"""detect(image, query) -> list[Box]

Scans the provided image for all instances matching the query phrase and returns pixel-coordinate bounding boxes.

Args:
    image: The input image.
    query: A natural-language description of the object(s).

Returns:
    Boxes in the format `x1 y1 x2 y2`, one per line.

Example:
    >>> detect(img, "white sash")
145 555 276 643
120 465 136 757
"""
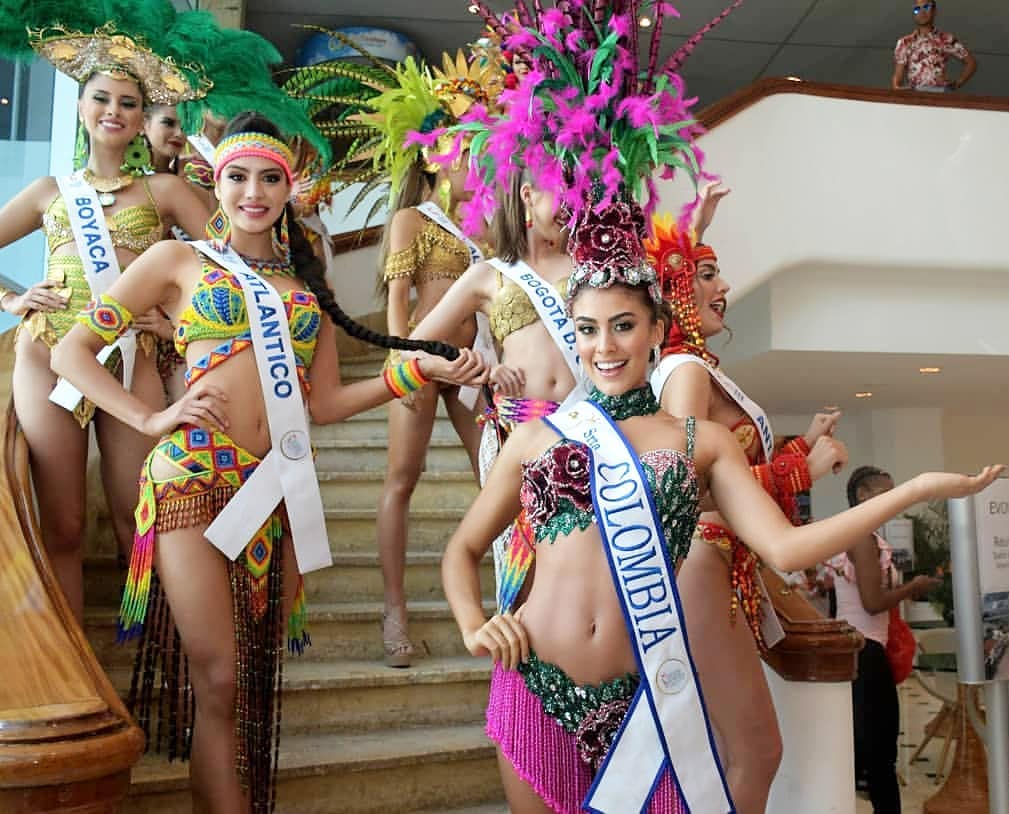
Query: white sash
49 172 137 411
651 354 787 650
415 201 495 409
547 402 733 814
651 354 773 462
186 134 216 166
192 241 331 575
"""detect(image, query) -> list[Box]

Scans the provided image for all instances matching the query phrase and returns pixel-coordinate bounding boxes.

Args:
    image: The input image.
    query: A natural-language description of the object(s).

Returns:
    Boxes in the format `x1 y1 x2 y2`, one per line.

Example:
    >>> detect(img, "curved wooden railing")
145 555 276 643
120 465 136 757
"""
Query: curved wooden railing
0 402 143 812
697 76 1009 130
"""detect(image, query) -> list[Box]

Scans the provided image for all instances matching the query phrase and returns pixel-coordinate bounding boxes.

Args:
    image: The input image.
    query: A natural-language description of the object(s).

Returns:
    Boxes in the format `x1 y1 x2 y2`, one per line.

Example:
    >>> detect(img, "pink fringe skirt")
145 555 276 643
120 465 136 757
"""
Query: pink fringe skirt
486 663 685 814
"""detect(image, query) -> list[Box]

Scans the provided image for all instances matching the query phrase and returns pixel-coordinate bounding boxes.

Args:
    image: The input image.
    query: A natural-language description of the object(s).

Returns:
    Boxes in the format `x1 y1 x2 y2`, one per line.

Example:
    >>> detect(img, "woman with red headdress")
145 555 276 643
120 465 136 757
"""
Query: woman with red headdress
646 187 849 812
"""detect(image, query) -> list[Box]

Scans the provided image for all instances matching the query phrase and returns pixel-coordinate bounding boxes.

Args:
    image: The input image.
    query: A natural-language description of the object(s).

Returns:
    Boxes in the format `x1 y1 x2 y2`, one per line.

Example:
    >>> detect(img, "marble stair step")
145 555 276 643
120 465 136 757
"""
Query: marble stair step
86 600 495 666
85 550 493 607
313 436 473 472
105 656 492 736
317 469 478 511
125 724 502 814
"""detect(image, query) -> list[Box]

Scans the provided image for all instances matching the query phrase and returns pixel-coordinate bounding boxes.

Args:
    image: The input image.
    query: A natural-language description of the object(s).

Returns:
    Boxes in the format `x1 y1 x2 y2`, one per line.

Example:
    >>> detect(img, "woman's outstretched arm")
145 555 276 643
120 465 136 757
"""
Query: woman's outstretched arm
702 420 1003 572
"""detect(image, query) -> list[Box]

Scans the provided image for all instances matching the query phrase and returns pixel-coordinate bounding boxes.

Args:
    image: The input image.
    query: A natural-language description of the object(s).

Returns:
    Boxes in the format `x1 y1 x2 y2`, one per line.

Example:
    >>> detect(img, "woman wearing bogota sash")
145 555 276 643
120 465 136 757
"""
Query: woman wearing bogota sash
0 11 213 621
409 170 575 611
52 113 485 813
442 196 1003 814
645 194 850 812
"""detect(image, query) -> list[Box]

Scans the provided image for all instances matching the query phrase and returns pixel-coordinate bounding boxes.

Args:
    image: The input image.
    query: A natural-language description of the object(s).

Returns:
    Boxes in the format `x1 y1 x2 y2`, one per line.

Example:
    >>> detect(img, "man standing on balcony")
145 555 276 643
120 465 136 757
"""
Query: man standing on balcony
892 1 976 92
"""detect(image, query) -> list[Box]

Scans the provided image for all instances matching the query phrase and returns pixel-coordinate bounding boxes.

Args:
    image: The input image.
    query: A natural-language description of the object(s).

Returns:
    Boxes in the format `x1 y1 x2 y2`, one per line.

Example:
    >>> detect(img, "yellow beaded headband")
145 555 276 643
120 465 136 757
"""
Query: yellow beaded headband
213 133 296 185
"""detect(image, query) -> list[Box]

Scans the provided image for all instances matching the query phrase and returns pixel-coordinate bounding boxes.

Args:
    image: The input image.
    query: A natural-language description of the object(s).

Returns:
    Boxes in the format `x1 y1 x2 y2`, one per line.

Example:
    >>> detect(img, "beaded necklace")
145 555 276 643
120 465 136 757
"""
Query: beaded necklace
586 383 659 420
237 252 296 279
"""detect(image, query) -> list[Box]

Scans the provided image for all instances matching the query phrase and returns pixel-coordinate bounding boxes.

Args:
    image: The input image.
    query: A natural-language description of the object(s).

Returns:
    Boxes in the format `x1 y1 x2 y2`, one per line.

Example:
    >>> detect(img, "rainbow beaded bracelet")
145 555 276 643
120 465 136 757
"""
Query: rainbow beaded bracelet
383 358 430 399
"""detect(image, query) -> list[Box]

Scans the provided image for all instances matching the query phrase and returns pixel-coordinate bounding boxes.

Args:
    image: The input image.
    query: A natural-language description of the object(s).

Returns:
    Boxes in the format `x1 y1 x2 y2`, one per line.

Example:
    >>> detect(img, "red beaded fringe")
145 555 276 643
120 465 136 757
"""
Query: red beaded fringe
729 537 766 652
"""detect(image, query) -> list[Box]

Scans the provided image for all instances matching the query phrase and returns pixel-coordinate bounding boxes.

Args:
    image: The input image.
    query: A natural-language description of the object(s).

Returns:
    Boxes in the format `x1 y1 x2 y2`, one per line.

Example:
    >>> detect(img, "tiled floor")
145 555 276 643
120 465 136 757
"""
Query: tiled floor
855 674 981 814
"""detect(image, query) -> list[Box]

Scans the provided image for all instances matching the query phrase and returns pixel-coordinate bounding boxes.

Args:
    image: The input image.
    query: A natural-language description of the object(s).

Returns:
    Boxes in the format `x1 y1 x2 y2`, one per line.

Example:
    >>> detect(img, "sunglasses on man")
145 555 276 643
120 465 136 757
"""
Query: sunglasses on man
913 3 935 13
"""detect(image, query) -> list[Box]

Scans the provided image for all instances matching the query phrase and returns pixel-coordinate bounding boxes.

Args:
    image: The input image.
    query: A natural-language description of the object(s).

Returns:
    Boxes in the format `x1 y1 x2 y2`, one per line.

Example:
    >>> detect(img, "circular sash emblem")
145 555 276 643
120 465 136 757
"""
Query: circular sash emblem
656 658 689 695
280 429 309 461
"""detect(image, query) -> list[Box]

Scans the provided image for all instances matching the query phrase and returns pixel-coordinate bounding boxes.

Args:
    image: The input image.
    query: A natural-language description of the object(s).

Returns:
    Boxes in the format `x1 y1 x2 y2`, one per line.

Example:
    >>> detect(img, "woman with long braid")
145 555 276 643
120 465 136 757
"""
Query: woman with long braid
52 112 484 813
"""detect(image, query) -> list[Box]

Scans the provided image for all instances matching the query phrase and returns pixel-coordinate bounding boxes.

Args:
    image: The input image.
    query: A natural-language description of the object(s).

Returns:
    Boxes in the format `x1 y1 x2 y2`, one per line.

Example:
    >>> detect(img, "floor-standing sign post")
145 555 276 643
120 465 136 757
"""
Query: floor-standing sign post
949 475 1009 814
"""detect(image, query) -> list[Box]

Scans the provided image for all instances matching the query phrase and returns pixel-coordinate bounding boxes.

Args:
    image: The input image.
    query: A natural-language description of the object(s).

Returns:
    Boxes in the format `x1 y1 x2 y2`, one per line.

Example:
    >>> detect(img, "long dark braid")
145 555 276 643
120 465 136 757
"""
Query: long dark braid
221 111 460 361
846 465 891 507
284 208 460 360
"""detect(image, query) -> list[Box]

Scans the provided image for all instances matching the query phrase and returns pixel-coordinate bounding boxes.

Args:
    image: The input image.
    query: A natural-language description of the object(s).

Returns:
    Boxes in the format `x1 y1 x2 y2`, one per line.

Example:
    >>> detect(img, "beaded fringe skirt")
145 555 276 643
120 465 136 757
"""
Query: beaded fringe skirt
120 425 308 813
486 662 684 814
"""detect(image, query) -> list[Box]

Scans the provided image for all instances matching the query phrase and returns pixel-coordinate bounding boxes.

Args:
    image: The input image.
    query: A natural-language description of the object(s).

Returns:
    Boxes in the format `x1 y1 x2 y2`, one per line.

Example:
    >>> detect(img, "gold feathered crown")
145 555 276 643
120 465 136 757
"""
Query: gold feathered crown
431 49 505 118
29 24 211 104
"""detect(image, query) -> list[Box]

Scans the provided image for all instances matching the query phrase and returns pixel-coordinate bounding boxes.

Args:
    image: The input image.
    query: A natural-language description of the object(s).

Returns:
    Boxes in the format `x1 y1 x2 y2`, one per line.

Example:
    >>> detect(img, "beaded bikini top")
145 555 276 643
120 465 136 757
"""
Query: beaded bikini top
176 255 322 388
488 272 570 343
520 390 699 566
42 181 163 256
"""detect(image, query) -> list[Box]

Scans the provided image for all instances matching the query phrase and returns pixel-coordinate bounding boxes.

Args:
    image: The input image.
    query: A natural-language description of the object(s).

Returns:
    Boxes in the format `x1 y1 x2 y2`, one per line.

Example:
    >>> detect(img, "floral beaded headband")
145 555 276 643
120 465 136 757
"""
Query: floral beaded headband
213 133 296 185
565 200 663 314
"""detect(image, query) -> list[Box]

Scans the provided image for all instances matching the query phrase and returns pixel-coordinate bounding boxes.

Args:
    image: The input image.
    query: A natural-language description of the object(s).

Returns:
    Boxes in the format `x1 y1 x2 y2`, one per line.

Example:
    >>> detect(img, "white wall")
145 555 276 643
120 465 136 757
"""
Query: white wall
655 93 1009 301
769 407 946 521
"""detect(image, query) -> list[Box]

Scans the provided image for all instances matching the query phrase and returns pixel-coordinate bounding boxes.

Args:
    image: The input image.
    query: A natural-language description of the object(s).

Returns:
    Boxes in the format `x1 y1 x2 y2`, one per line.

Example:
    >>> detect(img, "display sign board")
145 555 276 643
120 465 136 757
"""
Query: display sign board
973 478 1009 681
881 517 915 572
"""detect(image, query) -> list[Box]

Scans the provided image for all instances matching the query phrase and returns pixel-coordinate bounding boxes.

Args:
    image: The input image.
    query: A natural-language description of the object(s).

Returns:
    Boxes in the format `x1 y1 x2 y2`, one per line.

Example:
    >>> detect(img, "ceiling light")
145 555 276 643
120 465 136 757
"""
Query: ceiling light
855 392 873 399
919 366 941 374
638 15 652 27
823 405 840 411
468 4 479 12
0 97 8 105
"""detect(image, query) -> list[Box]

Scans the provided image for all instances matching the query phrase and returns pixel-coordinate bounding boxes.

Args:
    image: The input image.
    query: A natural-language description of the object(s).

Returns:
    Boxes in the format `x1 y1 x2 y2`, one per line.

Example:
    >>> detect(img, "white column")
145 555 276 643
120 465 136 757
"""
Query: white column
764 665 856 814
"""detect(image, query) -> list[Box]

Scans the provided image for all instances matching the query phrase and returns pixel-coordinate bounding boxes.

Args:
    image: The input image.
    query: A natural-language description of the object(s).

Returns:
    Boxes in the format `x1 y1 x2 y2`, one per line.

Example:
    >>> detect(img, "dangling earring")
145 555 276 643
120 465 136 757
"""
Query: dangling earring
206 206 231 244
73 121 88 171
648 344 661 376
272 207 292 266
121 133 153 177
524 207 533 229
438 177 452 214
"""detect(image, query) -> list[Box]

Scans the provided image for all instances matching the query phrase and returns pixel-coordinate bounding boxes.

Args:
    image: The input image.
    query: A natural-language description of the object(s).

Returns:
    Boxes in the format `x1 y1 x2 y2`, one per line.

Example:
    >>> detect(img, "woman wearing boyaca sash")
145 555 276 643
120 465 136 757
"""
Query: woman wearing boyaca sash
442 194 1003 814
287 45 504 666
646 192 850 812
52 112 485 812
0 0 215 621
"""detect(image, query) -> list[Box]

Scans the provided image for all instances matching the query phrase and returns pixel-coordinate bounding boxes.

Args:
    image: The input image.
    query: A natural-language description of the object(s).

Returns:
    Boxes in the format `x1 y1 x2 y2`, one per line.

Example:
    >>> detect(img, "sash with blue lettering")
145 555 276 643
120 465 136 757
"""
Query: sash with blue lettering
192 241 331 575
49 172 138 411
415 201 495 409
546 401 734 814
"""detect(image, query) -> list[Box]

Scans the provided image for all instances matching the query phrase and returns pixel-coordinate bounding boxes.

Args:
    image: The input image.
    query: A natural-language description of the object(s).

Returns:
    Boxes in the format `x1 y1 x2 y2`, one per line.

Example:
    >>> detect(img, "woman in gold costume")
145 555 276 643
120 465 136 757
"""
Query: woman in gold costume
0 16 212 621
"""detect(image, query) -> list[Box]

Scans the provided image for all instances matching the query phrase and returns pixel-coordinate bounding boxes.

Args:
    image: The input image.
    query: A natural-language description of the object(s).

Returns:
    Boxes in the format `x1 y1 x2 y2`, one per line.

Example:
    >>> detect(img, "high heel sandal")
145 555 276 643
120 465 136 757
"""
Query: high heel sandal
382 612 416 668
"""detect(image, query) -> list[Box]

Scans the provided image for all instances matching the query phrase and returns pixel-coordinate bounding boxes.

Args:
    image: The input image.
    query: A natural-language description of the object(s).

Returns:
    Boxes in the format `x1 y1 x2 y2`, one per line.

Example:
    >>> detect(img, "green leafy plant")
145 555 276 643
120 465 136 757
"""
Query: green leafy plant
908 500 954 625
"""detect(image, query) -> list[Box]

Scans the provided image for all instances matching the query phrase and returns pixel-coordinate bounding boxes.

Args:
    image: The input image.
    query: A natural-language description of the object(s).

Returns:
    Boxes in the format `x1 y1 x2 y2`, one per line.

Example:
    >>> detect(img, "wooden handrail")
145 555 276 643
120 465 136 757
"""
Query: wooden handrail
0 401 143 810
762 566 864 683
697 76 1009 131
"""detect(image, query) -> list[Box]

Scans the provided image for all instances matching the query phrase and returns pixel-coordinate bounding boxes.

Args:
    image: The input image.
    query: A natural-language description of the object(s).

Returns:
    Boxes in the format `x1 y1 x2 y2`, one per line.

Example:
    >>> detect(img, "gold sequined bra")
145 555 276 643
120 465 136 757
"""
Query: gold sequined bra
382 217 471 287
26 181 164 349
488 272 570 343
42 179 163 255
